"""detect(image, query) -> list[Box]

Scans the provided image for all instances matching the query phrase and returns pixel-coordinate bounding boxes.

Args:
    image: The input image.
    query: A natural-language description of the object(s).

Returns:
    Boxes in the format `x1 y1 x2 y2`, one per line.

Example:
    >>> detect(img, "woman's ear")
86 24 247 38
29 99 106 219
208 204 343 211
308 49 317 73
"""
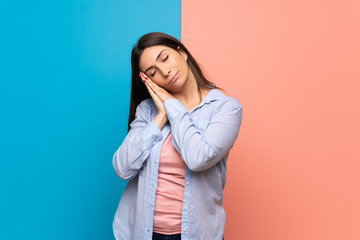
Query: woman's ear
177 46 188 61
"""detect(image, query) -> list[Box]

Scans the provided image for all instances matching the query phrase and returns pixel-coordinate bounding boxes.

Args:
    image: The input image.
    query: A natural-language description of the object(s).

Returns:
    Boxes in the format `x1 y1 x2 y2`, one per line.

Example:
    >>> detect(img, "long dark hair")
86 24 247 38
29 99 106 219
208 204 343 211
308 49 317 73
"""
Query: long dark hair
128 32 220 131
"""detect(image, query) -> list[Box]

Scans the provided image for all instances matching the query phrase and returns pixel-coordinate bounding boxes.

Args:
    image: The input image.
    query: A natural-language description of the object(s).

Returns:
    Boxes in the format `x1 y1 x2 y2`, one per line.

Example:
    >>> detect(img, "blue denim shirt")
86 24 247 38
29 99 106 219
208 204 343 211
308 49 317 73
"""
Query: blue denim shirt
112 89 243 240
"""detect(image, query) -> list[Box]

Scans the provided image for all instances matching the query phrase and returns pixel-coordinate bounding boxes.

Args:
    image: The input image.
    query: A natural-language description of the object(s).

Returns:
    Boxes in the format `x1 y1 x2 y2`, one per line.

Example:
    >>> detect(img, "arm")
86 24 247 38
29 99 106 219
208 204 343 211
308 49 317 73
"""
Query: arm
112 101 163 180
164 98 243 171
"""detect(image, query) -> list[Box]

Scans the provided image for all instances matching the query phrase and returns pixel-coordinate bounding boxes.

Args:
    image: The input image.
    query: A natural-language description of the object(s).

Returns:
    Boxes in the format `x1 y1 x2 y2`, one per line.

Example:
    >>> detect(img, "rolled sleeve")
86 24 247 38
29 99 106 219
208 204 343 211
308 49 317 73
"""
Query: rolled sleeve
112 100 163 180
164 98 188 122
164 97 243 171
139 119 163 149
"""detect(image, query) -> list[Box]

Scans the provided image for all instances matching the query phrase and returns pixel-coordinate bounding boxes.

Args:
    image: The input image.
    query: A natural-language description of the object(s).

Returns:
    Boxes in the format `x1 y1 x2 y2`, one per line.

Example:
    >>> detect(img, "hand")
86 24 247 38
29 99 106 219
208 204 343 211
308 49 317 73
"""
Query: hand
139 71 164 114
139 72 175 103
139 71 169 129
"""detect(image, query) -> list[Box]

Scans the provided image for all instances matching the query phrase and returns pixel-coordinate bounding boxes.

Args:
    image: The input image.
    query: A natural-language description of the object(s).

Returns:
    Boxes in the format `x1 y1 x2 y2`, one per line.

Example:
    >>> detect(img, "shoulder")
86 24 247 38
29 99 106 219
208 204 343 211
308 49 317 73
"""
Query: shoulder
211 89 242 110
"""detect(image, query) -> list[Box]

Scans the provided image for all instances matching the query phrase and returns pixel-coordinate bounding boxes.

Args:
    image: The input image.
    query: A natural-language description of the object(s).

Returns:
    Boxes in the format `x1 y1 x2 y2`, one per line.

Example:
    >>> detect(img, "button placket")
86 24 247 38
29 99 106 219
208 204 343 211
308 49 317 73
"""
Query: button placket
181 167 191 239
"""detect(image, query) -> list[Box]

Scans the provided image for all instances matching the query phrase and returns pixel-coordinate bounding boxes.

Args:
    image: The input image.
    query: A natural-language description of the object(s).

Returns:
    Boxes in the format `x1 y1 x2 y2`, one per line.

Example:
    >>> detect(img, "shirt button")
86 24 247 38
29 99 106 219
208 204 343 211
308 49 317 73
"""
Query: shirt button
183 205 187 209
153 141 156 145
186 181 189 185
183 228 186 232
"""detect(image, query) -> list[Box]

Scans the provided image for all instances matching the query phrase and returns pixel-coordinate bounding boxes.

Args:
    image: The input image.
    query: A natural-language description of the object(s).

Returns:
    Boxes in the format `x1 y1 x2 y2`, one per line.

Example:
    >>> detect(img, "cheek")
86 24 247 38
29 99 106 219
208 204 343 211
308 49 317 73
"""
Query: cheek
177 58 188 72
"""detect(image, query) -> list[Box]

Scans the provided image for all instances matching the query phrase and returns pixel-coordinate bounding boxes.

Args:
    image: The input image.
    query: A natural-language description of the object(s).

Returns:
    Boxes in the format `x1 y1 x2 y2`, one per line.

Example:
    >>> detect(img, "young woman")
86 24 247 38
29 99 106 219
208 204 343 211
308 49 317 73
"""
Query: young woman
112 32 243 240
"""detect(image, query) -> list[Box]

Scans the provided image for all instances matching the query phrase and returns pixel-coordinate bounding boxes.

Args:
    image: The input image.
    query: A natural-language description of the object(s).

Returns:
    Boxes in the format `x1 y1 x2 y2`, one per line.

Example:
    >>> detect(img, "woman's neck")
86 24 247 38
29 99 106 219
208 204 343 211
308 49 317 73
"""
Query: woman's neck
172 70 210 110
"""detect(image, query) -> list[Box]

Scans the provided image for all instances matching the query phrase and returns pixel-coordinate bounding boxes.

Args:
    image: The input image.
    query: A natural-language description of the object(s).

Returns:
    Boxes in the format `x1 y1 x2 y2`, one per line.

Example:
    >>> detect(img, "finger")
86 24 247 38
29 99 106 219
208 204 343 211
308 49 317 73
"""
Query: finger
143 77 154 92
141 76 163 97
141 74 159 95
147 80 171 99
138 72 147 84
140 72 173 102
144 80 154 94
146 78 164 94
144 80 159 101
139 71 150 82
139 72 154 85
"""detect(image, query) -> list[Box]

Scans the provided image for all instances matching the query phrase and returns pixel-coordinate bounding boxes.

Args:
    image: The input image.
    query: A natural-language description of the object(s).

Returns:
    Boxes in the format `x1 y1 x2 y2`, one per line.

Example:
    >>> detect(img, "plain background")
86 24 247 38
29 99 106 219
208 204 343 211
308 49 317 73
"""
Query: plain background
0 0 180 239
1 0 359 239
181 0 360 239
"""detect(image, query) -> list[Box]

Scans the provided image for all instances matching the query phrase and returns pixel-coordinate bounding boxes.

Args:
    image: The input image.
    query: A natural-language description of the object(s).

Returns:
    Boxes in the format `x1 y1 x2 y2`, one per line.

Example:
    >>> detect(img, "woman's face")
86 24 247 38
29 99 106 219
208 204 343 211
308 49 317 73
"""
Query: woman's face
139 45 189 92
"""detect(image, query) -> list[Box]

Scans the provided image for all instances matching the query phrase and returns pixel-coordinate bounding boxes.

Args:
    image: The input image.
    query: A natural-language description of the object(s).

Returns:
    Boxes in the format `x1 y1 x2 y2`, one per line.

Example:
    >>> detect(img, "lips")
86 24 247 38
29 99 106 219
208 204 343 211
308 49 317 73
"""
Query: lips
169 71 179 85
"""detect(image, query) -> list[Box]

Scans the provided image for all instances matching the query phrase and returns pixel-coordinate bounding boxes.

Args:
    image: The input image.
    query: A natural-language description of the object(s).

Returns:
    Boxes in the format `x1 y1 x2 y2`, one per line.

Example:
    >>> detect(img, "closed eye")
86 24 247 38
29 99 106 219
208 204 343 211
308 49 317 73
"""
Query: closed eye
150 55 168 76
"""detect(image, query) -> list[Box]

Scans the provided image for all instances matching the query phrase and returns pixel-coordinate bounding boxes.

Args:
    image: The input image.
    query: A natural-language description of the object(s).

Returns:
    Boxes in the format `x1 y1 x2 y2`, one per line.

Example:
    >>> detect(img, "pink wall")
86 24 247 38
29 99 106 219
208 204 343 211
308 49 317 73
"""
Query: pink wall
181 1 360 239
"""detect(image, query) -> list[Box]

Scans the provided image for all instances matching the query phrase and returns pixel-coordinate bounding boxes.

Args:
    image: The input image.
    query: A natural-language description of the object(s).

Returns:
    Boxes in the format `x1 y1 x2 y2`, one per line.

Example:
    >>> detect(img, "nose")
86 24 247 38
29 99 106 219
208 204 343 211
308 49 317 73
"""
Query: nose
159 67 171 78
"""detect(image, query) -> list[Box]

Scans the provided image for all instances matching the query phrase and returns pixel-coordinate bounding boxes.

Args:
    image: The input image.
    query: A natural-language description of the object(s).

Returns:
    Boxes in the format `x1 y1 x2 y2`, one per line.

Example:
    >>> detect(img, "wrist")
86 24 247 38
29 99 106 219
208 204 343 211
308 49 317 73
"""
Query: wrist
157 110 167 118
154 112 168 130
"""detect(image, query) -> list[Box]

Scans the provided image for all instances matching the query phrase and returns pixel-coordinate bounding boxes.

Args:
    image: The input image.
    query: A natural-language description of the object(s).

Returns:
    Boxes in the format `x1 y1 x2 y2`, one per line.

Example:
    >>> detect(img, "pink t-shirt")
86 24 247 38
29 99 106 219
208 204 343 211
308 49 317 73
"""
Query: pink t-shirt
153 132 185 234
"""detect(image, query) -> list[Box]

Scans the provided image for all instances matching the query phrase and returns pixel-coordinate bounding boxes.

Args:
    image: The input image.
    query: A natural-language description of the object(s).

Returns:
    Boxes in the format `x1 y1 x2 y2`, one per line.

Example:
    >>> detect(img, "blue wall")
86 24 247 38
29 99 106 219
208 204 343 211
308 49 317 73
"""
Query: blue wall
0 1 180 239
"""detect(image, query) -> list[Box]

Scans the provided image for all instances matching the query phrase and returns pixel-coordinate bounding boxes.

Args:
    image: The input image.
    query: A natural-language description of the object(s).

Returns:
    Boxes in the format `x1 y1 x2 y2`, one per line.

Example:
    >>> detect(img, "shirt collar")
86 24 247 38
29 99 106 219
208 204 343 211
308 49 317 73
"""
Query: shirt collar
197 88 224 109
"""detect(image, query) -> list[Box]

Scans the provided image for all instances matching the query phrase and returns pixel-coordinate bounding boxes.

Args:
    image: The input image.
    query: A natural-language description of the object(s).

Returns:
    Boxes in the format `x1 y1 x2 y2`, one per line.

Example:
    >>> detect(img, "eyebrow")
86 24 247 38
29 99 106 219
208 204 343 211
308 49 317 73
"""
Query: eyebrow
144 49 166 74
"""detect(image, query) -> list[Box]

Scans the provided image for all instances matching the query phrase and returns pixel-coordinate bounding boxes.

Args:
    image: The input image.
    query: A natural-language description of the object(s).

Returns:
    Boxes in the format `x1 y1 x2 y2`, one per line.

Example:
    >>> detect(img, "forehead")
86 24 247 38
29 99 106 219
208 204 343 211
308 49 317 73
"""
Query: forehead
139 45 172 69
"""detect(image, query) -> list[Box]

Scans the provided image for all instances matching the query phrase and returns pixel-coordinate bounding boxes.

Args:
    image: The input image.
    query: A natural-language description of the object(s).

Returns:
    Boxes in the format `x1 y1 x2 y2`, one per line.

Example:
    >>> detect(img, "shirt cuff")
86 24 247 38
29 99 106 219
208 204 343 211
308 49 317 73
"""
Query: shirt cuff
164 98 188 122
